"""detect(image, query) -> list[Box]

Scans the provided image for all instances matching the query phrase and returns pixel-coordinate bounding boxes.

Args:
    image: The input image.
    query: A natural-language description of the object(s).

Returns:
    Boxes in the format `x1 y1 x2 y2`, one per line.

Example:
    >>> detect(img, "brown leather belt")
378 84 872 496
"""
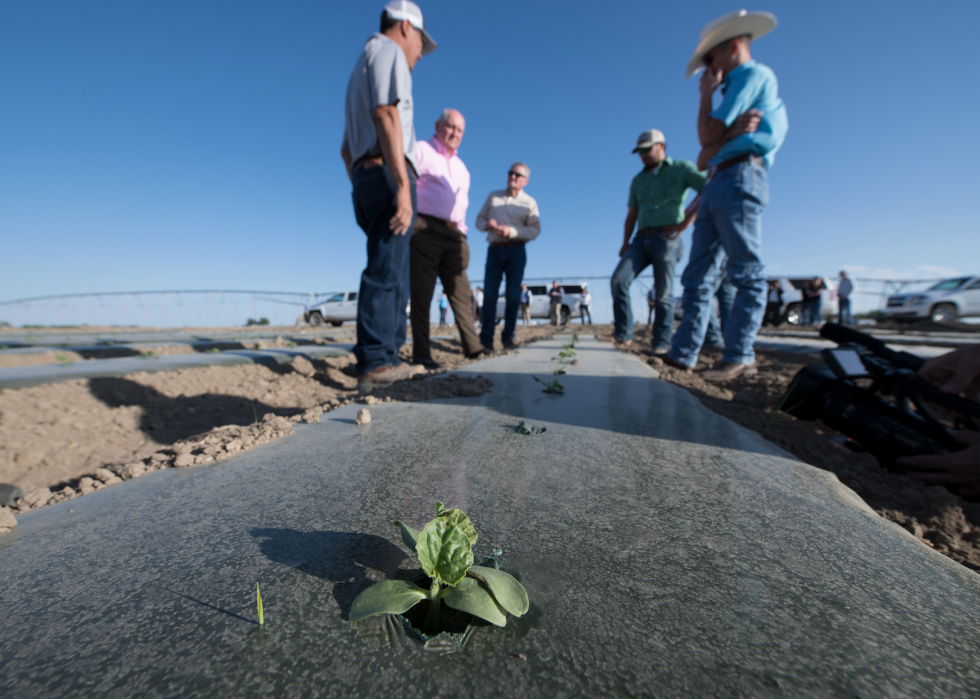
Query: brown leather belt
351 154 418 177
351 154 384 171
716 153 764 172
490 239 523 247
637 226 669 235
418 213 458 230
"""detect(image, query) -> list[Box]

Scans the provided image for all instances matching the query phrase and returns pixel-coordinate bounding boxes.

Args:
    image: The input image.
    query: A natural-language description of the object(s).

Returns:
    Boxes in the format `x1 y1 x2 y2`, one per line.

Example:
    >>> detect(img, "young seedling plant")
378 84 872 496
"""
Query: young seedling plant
553 347 577 363
533 375 565 394
349 502 528 634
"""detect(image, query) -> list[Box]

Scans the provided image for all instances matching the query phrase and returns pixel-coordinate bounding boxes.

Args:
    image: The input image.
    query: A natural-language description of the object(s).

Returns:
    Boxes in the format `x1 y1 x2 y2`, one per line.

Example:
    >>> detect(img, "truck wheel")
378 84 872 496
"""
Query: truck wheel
784 303 802 326
308 312 324 327
560 306 570 325
330 320 343 327
931 303 957 323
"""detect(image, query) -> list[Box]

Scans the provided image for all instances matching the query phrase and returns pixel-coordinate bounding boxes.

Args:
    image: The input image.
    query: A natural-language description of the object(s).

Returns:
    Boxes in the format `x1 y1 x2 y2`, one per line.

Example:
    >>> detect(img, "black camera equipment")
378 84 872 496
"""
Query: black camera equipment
779 323 980 469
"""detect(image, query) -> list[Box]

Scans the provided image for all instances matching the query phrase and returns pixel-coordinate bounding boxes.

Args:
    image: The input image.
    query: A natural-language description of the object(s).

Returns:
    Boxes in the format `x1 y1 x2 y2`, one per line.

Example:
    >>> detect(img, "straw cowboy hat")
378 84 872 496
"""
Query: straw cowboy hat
686 10 777 78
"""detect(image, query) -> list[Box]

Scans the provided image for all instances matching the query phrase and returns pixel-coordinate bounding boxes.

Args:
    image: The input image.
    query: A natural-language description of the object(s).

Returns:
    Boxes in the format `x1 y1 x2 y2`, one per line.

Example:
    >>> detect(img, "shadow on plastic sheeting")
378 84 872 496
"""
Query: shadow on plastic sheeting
250 528 408 620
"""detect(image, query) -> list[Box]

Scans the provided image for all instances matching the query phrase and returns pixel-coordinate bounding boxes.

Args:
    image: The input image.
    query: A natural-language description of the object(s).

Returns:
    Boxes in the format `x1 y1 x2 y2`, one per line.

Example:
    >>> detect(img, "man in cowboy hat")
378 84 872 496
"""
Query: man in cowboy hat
341 1 438 387
665 9 788 381
610 129 705 354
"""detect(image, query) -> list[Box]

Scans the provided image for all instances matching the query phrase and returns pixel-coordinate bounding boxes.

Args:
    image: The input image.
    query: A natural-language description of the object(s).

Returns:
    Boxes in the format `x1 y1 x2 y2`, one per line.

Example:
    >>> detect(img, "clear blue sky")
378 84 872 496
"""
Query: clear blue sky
2 0 978 324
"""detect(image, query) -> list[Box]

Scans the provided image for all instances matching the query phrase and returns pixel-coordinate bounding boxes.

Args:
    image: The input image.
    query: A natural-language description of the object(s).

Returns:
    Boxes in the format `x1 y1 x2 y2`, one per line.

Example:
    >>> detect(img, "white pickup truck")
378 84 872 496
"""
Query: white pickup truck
304 291 358 327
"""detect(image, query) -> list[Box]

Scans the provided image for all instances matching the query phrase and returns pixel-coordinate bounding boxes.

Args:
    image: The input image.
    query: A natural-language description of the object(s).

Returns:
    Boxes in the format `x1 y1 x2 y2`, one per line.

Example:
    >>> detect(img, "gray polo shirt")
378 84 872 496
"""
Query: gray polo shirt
342 33 417 174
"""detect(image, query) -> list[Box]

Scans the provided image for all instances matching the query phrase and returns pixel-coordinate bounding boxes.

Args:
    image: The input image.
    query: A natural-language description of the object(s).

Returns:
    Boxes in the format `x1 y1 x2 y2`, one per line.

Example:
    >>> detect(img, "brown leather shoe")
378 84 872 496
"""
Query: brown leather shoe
661 354 694 372
357 362 423 389
701 361 758 382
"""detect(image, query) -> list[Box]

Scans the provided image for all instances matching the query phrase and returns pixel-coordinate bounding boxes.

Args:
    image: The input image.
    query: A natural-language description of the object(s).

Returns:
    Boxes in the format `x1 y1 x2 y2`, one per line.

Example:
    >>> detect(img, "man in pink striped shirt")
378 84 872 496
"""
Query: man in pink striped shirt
409 108 484 369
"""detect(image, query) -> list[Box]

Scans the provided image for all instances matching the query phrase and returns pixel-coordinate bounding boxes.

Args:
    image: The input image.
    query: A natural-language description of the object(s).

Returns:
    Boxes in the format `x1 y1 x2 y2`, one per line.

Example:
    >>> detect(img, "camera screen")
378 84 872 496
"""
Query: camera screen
827 349 868 378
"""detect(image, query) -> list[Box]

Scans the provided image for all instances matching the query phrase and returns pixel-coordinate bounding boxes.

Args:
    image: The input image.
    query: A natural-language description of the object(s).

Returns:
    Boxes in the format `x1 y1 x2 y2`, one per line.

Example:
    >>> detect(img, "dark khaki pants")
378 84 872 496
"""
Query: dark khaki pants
410 216 481 360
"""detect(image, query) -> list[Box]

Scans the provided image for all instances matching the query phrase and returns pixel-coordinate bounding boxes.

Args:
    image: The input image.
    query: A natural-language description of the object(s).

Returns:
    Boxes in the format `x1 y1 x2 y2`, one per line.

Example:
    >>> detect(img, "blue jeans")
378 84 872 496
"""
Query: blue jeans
350 164 416 374
611 232 683 350
803 298 821 326
480 243 526 347
668 160 769 367
838 297 851 325
705 267 736 349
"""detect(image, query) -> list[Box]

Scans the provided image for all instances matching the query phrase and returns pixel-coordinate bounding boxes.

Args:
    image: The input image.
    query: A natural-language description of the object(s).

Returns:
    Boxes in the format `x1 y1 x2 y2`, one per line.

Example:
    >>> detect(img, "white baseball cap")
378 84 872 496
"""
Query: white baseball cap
632 129 665 153
383 0 438 56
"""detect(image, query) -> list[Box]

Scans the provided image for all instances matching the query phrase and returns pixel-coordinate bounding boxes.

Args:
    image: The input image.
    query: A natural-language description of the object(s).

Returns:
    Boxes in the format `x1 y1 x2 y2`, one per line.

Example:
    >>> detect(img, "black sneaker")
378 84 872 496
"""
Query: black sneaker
502 340 519 351
411 356 441 370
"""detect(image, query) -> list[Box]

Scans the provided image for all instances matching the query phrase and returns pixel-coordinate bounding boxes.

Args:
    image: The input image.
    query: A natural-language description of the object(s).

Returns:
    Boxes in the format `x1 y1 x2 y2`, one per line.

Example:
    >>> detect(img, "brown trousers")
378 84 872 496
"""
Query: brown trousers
410 215 481 360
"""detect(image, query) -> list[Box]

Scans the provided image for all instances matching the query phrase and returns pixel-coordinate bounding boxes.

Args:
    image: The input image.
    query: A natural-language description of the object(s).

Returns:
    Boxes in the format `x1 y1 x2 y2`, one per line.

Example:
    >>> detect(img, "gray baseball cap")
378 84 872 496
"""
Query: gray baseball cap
632 129 665 153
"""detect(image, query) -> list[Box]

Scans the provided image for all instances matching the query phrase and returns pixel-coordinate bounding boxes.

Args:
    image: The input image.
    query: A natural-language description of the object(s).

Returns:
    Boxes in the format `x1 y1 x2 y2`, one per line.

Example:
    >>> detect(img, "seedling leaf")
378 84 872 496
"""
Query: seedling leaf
515 420 546 435
349 580 429 622
416 517 473 587
394 520 421 552
256 582 264 625
466 565 529 616
441 577 507 627
435 502 478 547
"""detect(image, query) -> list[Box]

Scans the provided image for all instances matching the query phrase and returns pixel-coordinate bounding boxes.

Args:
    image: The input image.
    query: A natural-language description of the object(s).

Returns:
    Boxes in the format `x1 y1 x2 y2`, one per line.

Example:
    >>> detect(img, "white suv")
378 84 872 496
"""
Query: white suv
491 284 587 325
880 276 980 323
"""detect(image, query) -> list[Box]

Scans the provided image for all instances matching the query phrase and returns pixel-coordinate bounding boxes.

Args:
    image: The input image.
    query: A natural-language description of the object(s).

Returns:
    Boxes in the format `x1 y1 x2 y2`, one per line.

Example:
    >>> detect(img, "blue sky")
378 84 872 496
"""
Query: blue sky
1 0 978 325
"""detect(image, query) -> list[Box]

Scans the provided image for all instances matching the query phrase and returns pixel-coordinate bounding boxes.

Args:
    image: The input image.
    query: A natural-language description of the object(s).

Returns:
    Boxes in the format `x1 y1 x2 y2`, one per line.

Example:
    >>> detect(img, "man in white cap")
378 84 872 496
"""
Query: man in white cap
665 9 788 381
610 129 705 355
341 1 437 387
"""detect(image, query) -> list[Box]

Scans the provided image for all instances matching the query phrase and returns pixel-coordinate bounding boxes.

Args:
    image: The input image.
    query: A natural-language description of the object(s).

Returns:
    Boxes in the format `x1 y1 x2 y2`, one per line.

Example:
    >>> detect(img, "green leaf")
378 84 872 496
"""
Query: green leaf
394 520 421 552
349 580 429 622
416 517 473 587
441 577 507 627
466 566 529 617
435 503 478 547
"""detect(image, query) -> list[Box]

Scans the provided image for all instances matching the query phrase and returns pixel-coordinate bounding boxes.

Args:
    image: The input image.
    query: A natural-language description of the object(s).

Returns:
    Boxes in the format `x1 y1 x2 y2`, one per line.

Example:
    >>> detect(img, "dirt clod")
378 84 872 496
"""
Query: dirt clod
0 506 17 532
355 409 372 425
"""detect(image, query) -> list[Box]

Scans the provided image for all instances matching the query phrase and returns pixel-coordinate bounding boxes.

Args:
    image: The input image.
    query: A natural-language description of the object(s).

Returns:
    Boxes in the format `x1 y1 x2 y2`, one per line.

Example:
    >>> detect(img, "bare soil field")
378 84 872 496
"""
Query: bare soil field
593 323 980 572
0 326 555 519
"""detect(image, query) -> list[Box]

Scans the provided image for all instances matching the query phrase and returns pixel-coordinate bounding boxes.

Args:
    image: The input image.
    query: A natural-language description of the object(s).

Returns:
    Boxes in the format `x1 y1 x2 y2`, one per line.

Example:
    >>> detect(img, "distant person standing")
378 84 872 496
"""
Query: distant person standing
548 281 564 325
341 0 438 387
805 277 825 327
474 286 483 325
438 292 448 325
611 129 705 353
520 284 533 325
579 283 593 325
666 10 788 381
764 280 783 327
476 163 541 350
410 108 484 369
837 271 854 325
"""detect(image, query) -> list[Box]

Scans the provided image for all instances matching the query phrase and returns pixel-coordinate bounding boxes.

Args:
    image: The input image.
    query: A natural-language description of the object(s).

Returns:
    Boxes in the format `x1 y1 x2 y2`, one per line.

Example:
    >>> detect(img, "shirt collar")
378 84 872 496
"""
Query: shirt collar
429 136 456 158
723 59 756 88
643 156 673 172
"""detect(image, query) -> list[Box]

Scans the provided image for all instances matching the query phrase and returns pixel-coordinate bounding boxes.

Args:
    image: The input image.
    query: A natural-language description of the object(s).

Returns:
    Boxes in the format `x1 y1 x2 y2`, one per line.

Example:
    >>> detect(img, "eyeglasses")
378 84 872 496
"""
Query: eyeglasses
507 171 526 179
637 146 653 154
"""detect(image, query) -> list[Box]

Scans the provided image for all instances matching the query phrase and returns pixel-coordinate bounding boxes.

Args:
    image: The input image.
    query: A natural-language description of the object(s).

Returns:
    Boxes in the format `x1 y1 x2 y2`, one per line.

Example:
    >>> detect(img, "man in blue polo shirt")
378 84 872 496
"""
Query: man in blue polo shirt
666 10 788 381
